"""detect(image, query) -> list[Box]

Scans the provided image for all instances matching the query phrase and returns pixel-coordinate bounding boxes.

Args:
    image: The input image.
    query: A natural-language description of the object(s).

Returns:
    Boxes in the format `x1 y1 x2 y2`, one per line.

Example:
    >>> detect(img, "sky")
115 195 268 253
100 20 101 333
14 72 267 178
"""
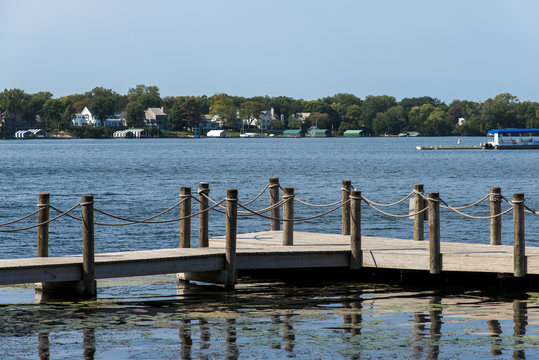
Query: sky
1 0 538 103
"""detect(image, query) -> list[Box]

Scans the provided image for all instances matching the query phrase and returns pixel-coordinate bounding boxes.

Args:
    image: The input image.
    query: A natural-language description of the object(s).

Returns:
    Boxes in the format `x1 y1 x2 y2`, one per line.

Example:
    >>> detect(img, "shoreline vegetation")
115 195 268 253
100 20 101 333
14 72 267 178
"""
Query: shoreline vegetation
1 85 538 139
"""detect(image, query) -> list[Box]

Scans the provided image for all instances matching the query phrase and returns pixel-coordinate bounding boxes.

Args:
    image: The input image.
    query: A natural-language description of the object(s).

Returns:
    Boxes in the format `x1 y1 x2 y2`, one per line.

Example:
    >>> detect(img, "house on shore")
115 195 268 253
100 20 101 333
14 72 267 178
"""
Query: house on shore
145 107 168 130
72 107 126 127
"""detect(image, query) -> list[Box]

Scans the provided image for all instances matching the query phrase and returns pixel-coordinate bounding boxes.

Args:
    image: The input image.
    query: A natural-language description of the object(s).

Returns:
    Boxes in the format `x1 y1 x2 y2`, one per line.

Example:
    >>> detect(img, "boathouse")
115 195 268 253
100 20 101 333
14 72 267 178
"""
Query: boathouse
113 129 147 138
14 129 48 139
343 130 365 137
206 130 229 138
283 129 305 137
308 128 331 137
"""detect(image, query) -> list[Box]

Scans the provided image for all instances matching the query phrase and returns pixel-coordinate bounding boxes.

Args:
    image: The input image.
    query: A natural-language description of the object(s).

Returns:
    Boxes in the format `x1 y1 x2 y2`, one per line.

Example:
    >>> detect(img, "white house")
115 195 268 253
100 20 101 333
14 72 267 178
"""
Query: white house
72 106 96 126
72 107 126 127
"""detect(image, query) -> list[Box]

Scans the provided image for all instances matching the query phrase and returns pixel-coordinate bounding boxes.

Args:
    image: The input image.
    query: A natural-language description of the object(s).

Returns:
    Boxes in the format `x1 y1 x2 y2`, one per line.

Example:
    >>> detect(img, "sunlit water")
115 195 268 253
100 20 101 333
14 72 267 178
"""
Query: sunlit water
1 137 538 358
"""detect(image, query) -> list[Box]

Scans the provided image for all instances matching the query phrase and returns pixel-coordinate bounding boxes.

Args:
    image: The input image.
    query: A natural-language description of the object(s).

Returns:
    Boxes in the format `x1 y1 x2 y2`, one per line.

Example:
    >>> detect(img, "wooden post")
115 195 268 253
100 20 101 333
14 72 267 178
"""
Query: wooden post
490 187 502 245
225 189 238 289
269 177 280 231
81 194 96 298
198 182 210 247
413 184 424 241
350 190 362 269
428 192 441 275
37 192 50 257
180 186 191 248
283 187 294 246
342 180 351 235
513 193 526 277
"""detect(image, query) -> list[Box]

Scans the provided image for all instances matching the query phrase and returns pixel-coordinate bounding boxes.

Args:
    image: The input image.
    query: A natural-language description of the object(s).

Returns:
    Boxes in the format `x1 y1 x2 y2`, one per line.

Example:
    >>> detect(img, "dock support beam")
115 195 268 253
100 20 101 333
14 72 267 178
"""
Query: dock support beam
225 189 238 289
180 186 191 248
342 180 351 235
490 187 502 245
413 184 425 241
428 192 441 275
269 177 280 231
81 194 96 298
198 183 210 247
513 193 526 277
37 192 50 257
283 188 294 246
350 190 362 269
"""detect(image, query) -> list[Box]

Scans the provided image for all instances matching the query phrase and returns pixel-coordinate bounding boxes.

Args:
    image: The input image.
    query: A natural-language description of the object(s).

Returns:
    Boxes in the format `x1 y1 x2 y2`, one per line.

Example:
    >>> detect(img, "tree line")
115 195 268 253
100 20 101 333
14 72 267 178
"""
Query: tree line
1 85 538 136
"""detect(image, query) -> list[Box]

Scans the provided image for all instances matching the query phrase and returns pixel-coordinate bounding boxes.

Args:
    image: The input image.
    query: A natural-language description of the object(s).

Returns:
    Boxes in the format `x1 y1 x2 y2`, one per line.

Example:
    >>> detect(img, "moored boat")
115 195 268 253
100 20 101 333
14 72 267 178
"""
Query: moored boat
484 128 539 149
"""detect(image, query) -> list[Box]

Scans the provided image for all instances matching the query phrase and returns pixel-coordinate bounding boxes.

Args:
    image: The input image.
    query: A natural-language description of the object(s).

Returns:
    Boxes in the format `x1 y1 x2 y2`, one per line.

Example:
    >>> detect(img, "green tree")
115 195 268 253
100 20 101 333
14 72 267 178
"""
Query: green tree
127 85 160 103
361 95 397 130
210 94 238 129
239 101 265 127
372 106 406 135
125 102 146 127
42 99 64 129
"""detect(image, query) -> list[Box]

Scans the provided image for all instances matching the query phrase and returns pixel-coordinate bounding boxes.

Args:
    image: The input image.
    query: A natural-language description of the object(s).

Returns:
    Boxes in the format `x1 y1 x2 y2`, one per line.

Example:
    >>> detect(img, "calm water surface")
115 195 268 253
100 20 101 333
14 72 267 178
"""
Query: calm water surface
1 137 538 358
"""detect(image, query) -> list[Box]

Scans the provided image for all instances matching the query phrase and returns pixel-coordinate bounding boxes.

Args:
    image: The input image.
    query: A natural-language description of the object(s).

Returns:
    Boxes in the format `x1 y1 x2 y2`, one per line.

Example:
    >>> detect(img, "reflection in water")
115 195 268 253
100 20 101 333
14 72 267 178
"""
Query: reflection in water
226 318 238 360
427 296 443 360
283 312 295 356
513 300 528 360
38 332 49 360
487 319 502 356
5 284 539 359
179 319 192 360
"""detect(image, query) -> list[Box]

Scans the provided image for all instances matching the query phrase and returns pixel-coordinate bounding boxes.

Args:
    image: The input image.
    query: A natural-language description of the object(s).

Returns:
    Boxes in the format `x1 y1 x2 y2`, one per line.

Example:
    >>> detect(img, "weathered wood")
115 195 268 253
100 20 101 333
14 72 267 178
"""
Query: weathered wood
37 192 50 257
269 177 280 231
198 182 210 247
428 192 441 274
413 184 424 241
342 180 351 235
490 187 502 245
513 193 526 277
225 189 238 289
350 190 362 269
81 194 96 297
180 186 191 248
283 187 294 246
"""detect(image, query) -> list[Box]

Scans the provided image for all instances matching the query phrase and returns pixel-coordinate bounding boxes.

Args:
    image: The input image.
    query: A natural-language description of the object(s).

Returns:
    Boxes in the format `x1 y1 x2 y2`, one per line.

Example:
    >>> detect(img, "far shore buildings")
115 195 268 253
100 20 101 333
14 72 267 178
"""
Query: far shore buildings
72 106 126 127
144 107 168 131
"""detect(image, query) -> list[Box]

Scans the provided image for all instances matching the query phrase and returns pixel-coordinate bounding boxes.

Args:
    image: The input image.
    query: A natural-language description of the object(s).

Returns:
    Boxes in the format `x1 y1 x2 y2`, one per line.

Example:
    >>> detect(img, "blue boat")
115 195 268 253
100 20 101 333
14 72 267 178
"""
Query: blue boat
485 128 539 149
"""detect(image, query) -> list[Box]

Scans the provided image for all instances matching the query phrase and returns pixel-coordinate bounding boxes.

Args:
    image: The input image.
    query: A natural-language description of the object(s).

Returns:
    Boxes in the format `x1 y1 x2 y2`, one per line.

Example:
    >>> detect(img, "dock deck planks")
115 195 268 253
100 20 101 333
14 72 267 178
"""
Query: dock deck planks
1 231 538 286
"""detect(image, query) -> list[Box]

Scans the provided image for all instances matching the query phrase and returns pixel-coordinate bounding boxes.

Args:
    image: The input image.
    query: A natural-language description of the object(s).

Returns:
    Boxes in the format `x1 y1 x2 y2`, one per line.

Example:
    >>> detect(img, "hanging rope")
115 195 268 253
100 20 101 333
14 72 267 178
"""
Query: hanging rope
439 198 513 220
0 202 81 233
0 208 42 227
239 183 270 206
439 193 492 210
364 200 429 218
294 197 343 208
94 199 184 223
361 191 415 207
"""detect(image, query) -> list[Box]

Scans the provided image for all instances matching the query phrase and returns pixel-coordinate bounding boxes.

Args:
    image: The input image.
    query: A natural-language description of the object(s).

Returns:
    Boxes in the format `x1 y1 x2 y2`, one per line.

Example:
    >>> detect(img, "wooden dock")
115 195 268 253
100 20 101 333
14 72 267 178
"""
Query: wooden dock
1 179 537 301
2 231 539 288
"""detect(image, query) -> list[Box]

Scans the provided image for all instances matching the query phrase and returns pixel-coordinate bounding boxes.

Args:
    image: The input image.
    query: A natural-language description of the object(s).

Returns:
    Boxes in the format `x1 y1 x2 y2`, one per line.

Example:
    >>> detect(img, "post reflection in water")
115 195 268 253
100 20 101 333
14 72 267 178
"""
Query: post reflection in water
412 313 426 357
487 319 502 356
83 327 96 360
270 315 282 349
282 312 295 355
225 318 238 360
513 300 528 360
341 294 362 360
179 319 192 360
38 332 49 360
427 296 443 360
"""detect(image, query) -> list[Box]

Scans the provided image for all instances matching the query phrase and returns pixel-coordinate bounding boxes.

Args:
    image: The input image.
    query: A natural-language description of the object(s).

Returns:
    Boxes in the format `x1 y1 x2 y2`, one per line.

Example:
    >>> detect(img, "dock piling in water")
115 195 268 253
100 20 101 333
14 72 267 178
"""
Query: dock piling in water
37 192 50 257
413 184 425 241
269 177 280 231
342 180 351 235
428 193 441 275
225 189 238 289
81 194 96 298
283 188 294 246
180 186 191 248
513 193 526 277
350 190 362 269
490 187 502 245
198 182 210 247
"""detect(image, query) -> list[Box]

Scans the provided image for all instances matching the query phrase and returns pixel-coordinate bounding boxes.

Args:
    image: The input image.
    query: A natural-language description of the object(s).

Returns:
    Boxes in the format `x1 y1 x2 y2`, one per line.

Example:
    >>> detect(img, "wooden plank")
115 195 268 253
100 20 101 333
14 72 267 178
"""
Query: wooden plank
0 264 82 285
237 251 349 269
362 250 430 270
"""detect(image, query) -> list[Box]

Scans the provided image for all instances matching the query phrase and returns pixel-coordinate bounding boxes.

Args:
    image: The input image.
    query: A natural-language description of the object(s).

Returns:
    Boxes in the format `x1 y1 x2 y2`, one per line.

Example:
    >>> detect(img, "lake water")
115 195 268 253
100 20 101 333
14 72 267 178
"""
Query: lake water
1 137 539 358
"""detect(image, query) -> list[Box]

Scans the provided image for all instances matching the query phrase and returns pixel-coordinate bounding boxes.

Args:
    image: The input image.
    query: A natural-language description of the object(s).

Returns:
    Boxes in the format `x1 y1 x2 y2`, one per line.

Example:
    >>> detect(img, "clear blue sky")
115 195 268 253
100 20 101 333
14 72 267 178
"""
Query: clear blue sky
1 0 538 103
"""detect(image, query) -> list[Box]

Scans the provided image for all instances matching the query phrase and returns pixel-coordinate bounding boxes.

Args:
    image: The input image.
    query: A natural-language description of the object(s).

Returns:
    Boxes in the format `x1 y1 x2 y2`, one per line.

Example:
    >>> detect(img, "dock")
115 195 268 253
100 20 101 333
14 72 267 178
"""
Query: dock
416 145 484 150
1 179 538 301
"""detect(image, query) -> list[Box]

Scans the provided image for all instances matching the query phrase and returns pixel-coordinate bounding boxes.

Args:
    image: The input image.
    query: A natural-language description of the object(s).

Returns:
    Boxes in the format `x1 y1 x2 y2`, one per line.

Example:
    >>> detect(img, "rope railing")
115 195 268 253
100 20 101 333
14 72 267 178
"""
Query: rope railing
362 191 415 208
364 199 429 218
0 208 42 227
0 202 81 233
294 197 343 208
239 183 270 207
236 198 349 223
439 197 514 220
